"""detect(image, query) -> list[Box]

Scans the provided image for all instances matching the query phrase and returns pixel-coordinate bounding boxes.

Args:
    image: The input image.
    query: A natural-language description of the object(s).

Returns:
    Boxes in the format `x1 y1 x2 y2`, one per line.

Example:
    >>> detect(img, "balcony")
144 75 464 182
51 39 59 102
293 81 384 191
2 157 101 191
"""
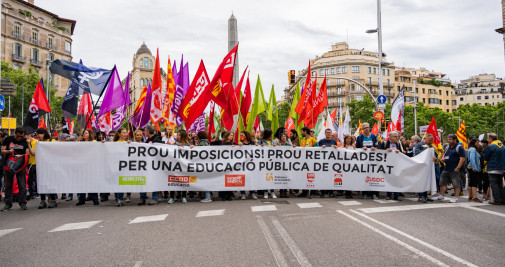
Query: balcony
30 59 43 67
12 54 27 63
11 31 26 41
30 38 43 47
46 44 58 51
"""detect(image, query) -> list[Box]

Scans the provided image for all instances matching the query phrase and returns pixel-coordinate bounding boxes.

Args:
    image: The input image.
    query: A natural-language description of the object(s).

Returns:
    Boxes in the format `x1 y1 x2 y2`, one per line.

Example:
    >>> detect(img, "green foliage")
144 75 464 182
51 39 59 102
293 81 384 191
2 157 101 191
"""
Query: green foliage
277 102 290 129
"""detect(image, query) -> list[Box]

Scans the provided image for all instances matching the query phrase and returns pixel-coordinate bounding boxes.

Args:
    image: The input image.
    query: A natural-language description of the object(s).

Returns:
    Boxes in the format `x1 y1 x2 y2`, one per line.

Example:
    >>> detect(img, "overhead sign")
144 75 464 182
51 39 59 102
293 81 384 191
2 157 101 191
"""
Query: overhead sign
374 110 384 121
0 95 5 111
377 95 387 104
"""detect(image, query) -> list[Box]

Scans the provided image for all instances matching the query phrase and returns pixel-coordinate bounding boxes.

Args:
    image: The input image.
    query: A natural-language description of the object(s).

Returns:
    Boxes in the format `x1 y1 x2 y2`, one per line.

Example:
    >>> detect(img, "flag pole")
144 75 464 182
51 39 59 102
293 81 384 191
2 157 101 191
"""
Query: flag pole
84 65 116 133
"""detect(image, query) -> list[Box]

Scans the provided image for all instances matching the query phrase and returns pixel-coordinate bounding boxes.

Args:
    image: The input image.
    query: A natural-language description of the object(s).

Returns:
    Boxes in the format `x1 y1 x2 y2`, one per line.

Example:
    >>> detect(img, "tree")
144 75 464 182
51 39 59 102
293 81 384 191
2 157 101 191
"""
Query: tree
277 102 290 129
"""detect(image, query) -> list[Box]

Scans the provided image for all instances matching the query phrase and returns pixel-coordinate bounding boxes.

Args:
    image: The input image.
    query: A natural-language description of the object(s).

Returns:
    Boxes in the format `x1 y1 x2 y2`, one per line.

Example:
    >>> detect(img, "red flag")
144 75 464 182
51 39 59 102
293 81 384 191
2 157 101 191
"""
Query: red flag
150 48 163 123
234 66 248 102
38 116 47 129
178 60 211 127
23 78 52 133
207 44 238 111
53 129 58 137
371 123 379 136
386 122 395 140
208 101 216 139
77 93 96 130
301 74 318 128
305 75 327 128
330 108 338 122
295 61 314 125
395 110 402 132
253 116 261 133
155 122 160 131
223 66 248 132
240 72 252 128
98 111 112 134
285 117 295 137
69 120 74 134
426 117 442 151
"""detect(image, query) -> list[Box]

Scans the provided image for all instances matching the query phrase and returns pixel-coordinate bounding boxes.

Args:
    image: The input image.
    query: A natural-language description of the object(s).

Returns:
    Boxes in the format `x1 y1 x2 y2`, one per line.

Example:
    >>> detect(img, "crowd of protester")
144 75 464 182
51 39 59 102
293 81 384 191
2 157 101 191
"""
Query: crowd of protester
1 121 504 211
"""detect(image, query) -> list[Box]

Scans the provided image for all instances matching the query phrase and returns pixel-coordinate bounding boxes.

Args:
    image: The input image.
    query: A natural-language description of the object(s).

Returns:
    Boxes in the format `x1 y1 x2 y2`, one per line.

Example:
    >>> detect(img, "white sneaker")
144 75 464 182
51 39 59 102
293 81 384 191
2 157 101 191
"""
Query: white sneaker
251 193 258 200
271 192 277 199
263 192 268 199
450 197 458 203
437 196 445 201
241 193 246 200
200 197 212 203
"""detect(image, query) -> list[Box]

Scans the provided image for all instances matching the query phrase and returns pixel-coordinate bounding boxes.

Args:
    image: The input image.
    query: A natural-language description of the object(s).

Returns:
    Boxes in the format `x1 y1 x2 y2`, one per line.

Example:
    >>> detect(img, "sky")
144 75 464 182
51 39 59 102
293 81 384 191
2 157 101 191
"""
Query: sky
37 0 505 99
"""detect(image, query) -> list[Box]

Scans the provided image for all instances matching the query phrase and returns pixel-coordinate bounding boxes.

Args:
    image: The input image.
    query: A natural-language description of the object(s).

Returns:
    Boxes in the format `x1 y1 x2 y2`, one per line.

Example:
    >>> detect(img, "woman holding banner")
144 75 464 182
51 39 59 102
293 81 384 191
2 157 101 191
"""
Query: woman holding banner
238 131 257 200
76 129 100 206
167 130 190 204
343 134 356 199
220 131 237 201
256 129 277 199
112 128 129 207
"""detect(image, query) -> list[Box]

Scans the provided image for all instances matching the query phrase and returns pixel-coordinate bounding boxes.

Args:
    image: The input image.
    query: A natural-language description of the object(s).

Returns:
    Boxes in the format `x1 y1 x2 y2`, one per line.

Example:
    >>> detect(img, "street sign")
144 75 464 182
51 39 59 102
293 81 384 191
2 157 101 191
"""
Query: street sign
0 95 5 111
374 110 384 121
1 117 16 129
378 104 386 110
377 95 387 104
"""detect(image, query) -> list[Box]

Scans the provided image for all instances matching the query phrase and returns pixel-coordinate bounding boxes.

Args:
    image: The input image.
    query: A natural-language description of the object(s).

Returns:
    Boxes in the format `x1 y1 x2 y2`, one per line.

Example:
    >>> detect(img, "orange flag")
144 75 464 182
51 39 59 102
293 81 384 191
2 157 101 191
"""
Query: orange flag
371 123 378 136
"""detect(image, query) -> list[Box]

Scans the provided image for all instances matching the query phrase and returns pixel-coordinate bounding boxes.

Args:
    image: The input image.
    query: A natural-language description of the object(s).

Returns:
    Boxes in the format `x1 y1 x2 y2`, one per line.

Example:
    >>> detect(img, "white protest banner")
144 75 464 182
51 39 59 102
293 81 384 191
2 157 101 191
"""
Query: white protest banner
36 143 436 193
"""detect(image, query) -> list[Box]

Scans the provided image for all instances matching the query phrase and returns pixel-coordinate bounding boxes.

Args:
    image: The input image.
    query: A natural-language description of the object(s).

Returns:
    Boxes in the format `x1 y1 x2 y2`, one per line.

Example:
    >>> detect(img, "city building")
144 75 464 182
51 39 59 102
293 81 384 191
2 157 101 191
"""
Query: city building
284 41 396 112
228 13 239 86
453 73 505 107
125 43 167 115
396 67 455 112
1 0 75 96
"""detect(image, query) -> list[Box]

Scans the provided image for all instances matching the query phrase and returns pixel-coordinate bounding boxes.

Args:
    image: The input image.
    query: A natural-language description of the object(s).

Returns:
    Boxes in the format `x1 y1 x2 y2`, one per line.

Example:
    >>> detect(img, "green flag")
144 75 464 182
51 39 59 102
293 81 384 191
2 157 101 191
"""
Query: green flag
267 85 279 131
289 83 302 137
246 75 267 132
314 117 323 135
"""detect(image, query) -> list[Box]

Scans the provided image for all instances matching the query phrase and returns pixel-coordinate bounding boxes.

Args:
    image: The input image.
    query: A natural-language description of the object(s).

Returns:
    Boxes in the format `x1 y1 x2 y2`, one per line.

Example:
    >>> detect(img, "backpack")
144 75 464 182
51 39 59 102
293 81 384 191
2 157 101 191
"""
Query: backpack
4 152 29 174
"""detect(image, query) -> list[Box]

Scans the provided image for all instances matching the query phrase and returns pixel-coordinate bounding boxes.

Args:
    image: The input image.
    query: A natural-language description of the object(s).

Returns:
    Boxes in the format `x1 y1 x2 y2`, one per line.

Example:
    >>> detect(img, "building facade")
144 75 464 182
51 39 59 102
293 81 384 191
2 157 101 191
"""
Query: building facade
453 73 505 107
126 43 167 115
396 67 455 112
1 0 75 96
284 42 396 112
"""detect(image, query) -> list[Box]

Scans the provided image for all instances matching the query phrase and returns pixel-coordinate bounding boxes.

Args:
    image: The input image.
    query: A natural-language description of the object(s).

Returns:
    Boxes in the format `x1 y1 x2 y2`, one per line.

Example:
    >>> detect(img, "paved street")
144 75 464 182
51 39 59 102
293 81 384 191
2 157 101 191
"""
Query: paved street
1 192 504 267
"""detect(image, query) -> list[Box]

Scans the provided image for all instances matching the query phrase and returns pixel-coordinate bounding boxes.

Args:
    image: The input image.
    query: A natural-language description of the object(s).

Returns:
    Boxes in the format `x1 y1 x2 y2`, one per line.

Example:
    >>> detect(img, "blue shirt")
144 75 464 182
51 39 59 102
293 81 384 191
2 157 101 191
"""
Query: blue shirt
318 139 338 147
444 144 465 172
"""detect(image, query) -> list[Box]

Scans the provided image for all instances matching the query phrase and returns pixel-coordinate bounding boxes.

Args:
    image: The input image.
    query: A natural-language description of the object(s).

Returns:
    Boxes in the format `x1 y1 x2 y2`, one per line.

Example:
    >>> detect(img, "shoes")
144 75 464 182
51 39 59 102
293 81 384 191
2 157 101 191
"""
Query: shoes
459 191 464 196
251 193 258 200
449 197 459 203
182 198 187 203
426 198 434 202
201 197 212 203
65 196 73 201
241 193 246 200
148 200 159 205
163 194 169 200
32 194 40 199
167 198 175 204
263 192 268 199
125 195 131 203
437 196 445 201
93 201 100 205
271 193 277 199
20 203 28 210
38 201 47 209
116 200 124 207
100 196 109 202
468 197 473 202
488 201 502 205
138 199 146 206
76 201 85 206
61 195 67 200
471 197 482 203
418 197 427 203
393 196 400 201
48 201 57 208
1 204 12 211
372 195 377 200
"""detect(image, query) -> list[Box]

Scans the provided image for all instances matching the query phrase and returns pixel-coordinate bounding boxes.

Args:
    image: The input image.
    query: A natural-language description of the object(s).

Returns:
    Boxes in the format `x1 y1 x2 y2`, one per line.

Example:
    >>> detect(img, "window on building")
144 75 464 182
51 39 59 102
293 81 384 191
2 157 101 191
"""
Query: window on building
422 98 426 103
32 48 39 61
351 84 355 91
48 53 54 61
337 78 341 85
48 37 53 47
460 97 463 101
422 88 425 94
368 67 371 74
477 96 481 100
412 71 416 75
368 77 372 84
14 43 22 56
337 87 342 94
357 95 362 101
387 79 390 86
14 23 21 35
32 30 38 43
452 100 457 105
481 89 486 93
140 59 143 67
331 68 335 74
439 90 442 95
485 96 489 100
150 59 153 68
65 41 71 53
446 91 449 96
144 57 149 68
312 71 316 76
446 100 449 105
338 98 342 105
336 67 341 74
428 98 440 104
357 85 361 91
373 68 376 74
140 79 144 87
386 69 390 76
491 88 494 92
342 66 347 73
319 69 324 76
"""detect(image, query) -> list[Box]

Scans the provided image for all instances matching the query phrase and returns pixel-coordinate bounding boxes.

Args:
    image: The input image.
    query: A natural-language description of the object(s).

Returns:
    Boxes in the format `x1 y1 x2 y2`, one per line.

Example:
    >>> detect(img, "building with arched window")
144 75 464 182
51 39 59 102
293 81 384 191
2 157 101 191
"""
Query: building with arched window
125 42 167 116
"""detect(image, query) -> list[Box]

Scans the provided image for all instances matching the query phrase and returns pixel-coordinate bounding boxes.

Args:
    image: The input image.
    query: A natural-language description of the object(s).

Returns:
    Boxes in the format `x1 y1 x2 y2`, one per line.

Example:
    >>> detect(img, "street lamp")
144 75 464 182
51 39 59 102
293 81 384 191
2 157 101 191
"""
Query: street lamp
45 51 52 131
408 79 418 136
366 0 384 99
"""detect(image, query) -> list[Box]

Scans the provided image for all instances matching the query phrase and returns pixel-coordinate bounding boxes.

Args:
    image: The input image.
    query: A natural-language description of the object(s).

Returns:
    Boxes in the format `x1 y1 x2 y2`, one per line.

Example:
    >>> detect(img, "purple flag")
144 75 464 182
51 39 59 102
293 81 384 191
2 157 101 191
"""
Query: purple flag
98 67 124 118
188 113 205 133
170 55 188 127
172 60 178 88
129 83 152 128
182 63 190 95
112 73 131 130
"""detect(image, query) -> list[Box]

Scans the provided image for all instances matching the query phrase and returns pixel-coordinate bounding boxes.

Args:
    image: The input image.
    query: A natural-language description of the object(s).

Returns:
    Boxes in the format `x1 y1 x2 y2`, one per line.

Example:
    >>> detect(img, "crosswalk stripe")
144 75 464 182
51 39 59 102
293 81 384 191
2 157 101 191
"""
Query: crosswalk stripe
0 228 22 238
374 200 398 204
358 202 488 214
251 205 277 212
48 221 102 232
297 202 322 209
129 214 168 224
196 209 225 217
338 200 362 206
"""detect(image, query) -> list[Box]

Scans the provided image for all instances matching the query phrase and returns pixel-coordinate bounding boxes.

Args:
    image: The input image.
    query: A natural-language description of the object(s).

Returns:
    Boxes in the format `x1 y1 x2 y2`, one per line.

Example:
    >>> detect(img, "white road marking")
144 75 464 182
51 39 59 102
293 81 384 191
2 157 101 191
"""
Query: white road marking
49 221 102 232
270 217 312 267
337 200 362 206
337 211 448 267
464 206 505 218
256 215 288 267
133 261 143 267
297 202 322 209
251 205 277 212
196 209 225 217
358 202 488 214
350 210 478 267
129 214 168 224
374 199 398 204
0 228 22 238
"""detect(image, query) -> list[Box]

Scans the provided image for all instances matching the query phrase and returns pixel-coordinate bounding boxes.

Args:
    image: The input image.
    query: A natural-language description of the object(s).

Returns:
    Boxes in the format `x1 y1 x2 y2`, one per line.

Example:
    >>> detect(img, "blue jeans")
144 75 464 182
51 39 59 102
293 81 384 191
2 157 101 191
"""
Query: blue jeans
140 192 159 201
488 173 505 203
115 193 124 201
79 193 98 203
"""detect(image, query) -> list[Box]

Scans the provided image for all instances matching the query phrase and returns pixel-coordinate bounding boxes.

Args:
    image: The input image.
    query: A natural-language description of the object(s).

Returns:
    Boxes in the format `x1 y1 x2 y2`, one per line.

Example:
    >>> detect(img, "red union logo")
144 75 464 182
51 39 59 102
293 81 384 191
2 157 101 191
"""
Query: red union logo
307 173 315 183
334 174 343 187
225 174 245 187
365 176 385 183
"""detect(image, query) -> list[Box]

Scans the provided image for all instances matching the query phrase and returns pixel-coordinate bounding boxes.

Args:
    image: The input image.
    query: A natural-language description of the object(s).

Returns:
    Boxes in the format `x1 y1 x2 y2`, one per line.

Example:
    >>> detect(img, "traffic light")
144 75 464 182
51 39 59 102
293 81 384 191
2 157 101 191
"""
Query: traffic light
381 119 389 132
288 70 296 85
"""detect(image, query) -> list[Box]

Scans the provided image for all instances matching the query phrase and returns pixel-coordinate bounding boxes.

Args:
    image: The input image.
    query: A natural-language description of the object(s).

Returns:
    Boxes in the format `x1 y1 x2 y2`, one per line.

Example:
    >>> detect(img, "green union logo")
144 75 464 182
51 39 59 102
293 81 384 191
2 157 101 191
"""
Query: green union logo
119 176 146 185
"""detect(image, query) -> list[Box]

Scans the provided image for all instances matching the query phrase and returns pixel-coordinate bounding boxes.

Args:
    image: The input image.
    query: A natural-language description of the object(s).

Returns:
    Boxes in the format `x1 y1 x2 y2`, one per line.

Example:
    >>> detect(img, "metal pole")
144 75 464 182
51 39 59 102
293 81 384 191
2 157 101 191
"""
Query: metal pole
377 0 384 97
8 96 11 116
46 59 51 131
21 84 24 120
413 80 417 136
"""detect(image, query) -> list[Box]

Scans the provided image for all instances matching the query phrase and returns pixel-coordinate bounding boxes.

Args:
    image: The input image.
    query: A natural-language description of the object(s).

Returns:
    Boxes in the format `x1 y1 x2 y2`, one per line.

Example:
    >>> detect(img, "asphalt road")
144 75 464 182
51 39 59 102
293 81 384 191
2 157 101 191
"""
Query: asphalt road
1 191 504 267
